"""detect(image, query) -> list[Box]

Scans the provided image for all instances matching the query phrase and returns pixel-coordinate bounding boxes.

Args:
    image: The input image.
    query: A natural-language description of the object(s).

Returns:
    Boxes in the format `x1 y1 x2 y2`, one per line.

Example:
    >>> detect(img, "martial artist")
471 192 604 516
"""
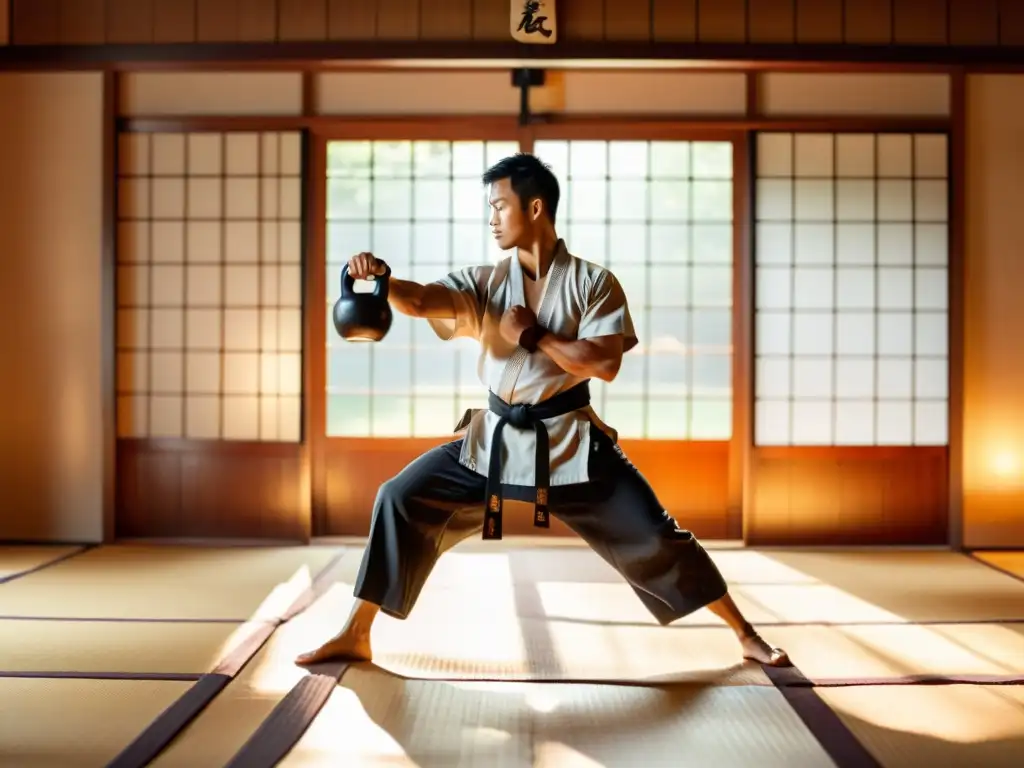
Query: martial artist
298 153 790 668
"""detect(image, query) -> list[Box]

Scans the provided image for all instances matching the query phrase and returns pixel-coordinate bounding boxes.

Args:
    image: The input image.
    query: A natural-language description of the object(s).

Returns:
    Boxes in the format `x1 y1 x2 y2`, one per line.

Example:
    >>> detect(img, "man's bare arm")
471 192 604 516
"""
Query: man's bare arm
347 252 458 320
386 278 457 319
535 333 625 382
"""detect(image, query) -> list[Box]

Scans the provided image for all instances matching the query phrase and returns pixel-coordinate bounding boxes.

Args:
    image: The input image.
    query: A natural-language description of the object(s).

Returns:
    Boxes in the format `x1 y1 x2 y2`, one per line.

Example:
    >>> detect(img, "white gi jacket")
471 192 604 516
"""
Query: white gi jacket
427 239 639 488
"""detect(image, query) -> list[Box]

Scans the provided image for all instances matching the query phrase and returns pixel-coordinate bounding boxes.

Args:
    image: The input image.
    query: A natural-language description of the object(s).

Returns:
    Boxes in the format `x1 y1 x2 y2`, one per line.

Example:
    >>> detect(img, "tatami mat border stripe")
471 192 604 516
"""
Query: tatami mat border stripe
798 674 1024 687
105 549 348 768
108 673 235 768
224 663 352 768
763 663 883 768
0 545 94 584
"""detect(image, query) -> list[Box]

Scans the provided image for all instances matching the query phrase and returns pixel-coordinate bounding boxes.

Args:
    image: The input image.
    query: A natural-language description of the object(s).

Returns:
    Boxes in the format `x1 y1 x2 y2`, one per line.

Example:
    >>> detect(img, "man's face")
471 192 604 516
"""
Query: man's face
488 178 533 251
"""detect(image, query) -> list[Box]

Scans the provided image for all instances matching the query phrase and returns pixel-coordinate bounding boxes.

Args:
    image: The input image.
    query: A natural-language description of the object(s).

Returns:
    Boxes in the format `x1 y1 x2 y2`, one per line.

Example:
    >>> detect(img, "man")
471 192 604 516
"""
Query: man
298 153 789 668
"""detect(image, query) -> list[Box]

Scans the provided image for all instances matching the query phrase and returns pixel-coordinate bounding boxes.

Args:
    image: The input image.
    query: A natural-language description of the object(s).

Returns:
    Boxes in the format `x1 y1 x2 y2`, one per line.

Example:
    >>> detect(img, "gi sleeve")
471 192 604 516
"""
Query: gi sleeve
577 270 640 353
427 265 492 341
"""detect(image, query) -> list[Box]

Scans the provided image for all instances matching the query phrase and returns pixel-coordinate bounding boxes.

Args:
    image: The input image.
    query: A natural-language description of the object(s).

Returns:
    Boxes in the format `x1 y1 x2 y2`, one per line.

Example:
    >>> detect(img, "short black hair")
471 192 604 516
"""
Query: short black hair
482 153 560 223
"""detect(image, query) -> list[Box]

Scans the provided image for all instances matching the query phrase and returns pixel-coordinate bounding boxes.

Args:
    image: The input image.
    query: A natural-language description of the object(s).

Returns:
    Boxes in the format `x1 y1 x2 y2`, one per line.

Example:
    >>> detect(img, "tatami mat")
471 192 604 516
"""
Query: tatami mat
42 543 1015 768
0 545 82 581
0 677 193 767
281 667 835 768
760 622 1024 682
331 547 781 628
149 585 354 767
0 618 246 675
285 548 1024 685
291 602 1024 687
371 620 769 685
144 577 769 768
974 551 1024 582
818 684 1024 768
292 579 771 685
332 546 1024 628
732 551 1024 623
0 545 342 620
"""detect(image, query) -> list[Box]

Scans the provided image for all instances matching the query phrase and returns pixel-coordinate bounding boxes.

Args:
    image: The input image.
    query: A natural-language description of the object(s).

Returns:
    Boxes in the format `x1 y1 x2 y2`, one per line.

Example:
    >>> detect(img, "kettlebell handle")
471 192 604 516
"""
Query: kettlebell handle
341 262 391 300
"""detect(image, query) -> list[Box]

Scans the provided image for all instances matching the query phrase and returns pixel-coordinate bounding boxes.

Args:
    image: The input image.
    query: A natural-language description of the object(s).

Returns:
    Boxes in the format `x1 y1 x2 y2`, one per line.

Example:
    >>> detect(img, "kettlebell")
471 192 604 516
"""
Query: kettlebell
332 263 393 342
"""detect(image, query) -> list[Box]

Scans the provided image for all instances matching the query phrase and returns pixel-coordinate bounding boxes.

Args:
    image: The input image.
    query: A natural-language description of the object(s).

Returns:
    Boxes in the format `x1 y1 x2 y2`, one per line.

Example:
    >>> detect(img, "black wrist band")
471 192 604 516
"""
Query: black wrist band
519 324 548 353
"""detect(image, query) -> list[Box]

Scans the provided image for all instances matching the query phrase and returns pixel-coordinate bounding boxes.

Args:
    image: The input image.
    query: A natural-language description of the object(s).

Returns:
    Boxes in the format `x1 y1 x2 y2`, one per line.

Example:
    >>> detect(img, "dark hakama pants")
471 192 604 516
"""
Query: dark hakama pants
351 426 729 626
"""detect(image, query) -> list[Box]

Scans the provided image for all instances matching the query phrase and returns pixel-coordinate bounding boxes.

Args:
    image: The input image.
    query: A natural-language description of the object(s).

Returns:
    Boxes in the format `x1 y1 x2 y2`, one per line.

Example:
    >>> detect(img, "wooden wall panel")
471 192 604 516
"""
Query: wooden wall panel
11 0 58 44
697 0 746 43
949 0 998 45
542 70 747 115
748 0 795 44
893 0 948 45
561 0 604 41
106 0 153 44
747 448 948 545
761 72 951 116
963 74 1024 548
651 0 696 41
318 70 520 113
420 0 472 39
59 0 105 44
0 0 8 44
194 0 236 42
196 0 239 42
795 0 843 43
328 0 377 40
119 71 304 115
473 0 506 39
7 0 1024 45
323 440 732 540
375 0 420 40
844 0 893 44
278 0 328 40
239 0 278 42
117 441 307 540
151 0 195 43
604 0 650 41
1000 0 1024 45
0 72 106 543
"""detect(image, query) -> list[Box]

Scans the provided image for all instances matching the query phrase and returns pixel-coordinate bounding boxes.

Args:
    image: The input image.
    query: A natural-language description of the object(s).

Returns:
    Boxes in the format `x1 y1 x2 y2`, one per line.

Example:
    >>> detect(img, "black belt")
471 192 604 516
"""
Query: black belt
483 381 591 540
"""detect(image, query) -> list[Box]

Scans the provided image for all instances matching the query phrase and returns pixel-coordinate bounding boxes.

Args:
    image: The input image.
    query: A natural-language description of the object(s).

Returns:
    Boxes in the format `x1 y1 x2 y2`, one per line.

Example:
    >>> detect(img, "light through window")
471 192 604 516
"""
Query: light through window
324 138 734 441
533 139 734 440
325 140 518 437
116 131 304 442
754 132 949 446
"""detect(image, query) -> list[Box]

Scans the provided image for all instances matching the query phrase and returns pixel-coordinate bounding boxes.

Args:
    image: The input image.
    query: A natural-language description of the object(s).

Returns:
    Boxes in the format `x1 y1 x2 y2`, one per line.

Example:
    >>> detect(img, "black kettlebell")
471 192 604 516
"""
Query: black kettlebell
332 263 393 342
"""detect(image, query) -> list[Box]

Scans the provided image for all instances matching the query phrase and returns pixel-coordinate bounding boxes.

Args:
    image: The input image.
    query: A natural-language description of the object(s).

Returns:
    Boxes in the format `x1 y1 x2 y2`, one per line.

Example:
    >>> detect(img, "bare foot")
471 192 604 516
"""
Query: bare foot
295 632 373 666
741 633 791 667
